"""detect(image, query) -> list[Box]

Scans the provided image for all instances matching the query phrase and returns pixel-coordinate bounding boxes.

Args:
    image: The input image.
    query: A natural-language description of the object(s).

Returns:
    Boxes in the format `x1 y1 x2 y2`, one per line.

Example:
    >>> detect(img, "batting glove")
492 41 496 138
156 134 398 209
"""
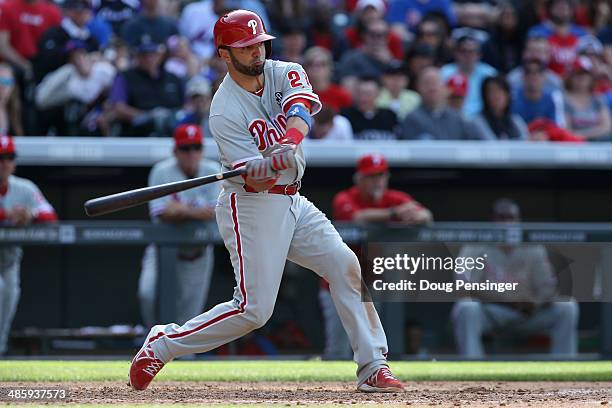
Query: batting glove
269 145 297 171
245 158 278 181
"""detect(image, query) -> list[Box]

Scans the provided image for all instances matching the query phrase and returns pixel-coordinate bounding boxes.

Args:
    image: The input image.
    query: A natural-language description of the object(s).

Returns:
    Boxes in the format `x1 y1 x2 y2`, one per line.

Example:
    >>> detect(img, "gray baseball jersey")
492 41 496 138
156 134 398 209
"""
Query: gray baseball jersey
148 157 221 221
209 59 321 188
139 157 220 326
0 175 56 354
0 175 56 266
143 60 390 386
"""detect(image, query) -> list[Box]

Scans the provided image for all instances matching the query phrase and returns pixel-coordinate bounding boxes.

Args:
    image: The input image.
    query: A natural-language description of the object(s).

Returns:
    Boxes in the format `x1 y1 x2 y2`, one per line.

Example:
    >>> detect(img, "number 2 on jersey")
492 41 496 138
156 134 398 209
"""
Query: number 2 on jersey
287 70 310 88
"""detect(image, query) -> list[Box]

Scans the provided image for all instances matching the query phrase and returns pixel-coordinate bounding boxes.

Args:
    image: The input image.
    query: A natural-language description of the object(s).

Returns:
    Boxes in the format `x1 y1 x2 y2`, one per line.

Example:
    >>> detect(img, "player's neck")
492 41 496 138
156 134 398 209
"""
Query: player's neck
229 69 265 94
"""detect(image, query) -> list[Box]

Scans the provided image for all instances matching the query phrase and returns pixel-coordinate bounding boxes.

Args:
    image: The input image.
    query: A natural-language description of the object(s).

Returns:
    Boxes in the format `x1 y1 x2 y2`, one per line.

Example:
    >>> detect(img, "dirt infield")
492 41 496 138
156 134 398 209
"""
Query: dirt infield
3 381 612 406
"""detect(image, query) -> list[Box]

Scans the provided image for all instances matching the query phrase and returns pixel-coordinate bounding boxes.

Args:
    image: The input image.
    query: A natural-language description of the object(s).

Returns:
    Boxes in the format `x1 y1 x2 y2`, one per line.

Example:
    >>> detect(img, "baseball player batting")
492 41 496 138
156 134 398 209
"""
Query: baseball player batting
129 9 404 393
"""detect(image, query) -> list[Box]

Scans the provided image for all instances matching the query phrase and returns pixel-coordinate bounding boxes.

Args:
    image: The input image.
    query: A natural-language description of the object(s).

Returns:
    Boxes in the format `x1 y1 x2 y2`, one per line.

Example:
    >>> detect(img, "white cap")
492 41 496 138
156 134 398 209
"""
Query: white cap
355 0 385 14
577 35 604 56
186 76 211 97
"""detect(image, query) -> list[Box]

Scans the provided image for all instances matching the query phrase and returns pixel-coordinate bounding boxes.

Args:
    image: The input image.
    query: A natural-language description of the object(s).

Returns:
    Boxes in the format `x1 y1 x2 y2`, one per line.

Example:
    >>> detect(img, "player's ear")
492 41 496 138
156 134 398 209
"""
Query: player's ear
218 47 231 63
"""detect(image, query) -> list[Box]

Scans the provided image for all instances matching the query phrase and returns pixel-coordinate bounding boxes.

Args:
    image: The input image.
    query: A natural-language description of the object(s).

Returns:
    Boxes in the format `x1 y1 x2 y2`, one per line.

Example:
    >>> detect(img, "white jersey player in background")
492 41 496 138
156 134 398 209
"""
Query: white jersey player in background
129 10 405 393
0 136 58 355
138 124 220 330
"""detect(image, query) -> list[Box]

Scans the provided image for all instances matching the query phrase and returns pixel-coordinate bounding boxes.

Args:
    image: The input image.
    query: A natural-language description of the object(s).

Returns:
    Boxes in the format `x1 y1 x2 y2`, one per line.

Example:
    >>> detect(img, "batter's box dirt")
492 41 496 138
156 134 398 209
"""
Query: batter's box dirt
3 381 612 406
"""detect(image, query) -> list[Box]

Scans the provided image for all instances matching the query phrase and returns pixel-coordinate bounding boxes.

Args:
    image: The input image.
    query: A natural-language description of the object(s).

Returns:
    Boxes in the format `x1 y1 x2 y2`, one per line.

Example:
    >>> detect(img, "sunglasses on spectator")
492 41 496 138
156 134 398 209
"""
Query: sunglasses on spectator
524 68 544 75
307 60 330 68
0 77 14 87
177 144 203 152
419 29 440 37
367 30 388 38
0 153 16 161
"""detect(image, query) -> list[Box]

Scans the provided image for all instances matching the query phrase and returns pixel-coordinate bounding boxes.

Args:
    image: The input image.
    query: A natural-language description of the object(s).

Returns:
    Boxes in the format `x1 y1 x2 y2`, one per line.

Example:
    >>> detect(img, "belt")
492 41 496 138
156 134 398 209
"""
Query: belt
244 180 301 195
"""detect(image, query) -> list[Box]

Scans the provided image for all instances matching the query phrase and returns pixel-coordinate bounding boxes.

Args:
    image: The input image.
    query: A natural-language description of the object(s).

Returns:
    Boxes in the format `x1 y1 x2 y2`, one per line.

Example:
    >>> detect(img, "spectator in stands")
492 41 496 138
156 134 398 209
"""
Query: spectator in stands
139 124 219 328
84 9 112 49
104 37 130 71
453 0 498 29
303 47 352 113
178 0 269 63
322 153 432 359
575 0 609 37
32 0 100 83
376 61 420 120
404 43 436 90
307 105 354 142
515 0 548 37
121 0 178 47
177 0 217 62
0 136 57 355
527 118 584 142
511 58 566 127
0 64 23 136
481 3 525 73
267 0 309 40
400 66 486 140
108 36 184 136
452 198 579 358
276 24 307 65
576 35 612 95
92 0 140 35
340 76 399 140
473 75 529 140
597 17 612 49
507 34 563 94
164 35 201 80
441 28 497 118
345 0 403 60
528 0 588 76
338 19 395 94
175 76 212 136
205 55 228 89
304 2 349 61
413 14 451 65
386 0 456 40
35 40 116 136
446 72 468 114
563 56 612 140
0 0 61 78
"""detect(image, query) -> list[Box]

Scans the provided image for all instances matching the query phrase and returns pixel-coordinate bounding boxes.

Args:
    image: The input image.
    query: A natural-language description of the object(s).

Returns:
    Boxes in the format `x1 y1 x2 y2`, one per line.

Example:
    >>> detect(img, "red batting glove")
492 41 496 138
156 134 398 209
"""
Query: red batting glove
280 128 305 145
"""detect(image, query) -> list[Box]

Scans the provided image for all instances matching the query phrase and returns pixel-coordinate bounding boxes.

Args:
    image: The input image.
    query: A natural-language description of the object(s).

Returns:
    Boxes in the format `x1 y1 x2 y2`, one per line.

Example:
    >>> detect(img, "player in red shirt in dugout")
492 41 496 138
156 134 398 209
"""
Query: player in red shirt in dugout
333 153 432 224
320 153 433 360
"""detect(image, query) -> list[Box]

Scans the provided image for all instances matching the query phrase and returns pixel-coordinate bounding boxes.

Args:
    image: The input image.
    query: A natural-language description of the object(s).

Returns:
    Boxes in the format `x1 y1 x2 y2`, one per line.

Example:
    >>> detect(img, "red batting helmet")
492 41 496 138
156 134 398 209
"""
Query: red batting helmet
214 9 275 58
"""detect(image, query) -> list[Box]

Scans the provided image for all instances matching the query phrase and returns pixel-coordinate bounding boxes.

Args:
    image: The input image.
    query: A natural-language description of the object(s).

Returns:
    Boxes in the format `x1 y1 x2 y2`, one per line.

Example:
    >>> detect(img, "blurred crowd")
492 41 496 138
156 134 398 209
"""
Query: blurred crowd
0 0 611 141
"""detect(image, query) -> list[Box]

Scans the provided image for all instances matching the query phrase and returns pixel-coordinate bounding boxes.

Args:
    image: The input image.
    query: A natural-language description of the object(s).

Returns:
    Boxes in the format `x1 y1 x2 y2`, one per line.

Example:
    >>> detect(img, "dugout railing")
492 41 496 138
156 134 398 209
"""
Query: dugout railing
2 221 611 357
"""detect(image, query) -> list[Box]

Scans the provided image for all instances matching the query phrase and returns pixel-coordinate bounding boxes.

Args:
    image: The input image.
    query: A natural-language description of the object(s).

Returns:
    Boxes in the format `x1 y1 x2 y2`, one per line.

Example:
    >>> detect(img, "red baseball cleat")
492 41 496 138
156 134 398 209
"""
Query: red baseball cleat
357 367 405 393
128 344 165 390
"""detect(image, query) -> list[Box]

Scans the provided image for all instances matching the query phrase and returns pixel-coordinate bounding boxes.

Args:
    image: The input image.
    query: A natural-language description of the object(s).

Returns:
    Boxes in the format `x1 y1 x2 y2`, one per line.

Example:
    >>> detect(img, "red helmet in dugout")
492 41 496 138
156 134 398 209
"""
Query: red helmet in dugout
214 9 275 58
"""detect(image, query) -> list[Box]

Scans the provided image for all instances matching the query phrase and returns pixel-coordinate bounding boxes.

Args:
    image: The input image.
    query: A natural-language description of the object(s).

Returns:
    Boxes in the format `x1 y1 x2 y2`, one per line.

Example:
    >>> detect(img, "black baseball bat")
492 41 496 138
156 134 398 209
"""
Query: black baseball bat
84 167 246 217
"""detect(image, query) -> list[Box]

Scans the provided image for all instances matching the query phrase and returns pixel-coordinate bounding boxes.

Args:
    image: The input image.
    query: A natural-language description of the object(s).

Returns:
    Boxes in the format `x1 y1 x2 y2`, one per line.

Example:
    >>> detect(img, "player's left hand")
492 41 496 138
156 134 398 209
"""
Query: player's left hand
268 142 295 155
269 146 297 171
